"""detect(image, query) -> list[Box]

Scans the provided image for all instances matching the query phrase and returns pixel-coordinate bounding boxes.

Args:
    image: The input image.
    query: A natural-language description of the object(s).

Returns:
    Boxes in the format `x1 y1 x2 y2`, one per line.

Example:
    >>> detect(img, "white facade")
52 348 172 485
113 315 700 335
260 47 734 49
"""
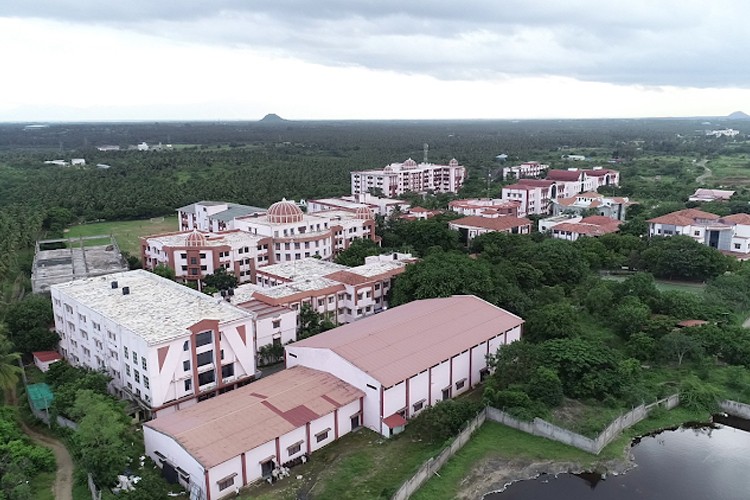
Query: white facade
50 270 259 417
351 158 466 197
177 201 266 232
501 161 549 180
501 181 558 216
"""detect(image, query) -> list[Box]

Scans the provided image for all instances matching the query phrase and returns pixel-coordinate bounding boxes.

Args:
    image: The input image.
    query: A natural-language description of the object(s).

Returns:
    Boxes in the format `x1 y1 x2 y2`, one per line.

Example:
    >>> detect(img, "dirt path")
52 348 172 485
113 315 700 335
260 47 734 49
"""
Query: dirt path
4 391 74 500
695 159 711 184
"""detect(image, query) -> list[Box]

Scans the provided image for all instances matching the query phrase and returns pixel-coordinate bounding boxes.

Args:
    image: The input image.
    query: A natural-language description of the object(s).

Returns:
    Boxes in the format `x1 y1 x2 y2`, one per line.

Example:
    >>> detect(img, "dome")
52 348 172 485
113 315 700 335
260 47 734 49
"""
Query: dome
186 230 207 247
403 158 418 169
267 198 304 224
449 158 459 167
354 206 374 220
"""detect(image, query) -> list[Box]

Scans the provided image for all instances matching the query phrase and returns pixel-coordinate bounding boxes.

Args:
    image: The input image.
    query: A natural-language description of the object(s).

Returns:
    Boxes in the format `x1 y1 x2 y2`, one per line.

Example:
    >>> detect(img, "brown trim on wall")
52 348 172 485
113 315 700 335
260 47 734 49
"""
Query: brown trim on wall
204 470 211 500
334 408 339 439
275 437 281 466
190 332 200 397
405 377 410 418
241 452 247 486
306 422 311 454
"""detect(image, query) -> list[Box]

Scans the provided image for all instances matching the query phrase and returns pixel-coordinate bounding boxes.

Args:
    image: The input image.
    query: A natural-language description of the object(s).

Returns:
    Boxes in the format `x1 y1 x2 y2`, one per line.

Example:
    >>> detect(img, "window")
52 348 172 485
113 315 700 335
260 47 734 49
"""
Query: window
316 429 329 443
180 253 187 259
455 379 466 390
183 340 189 351
132 351 138 363
413 400 425 412
272 319 281 329
442 388 451 400
735 243 742 250
287 442 302 456
183 360 191 371
221 364 234 379
142 358 147 370
124 346 129 358
184 379 192 391
195 331 212 347
134 370 140 383
197 350 213 367
190 257 197 265
199 253 206 259
198 370 215 386
143 376 149 389
217 476 235 491
125 365 131 376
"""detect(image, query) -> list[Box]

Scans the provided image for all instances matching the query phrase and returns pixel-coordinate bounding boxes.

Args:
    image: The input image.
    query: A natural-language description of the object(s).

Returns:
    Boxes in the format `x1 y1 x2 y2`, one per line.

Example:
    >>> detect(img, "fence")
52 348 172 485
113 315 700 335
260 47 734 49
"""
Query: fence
390 409 487 500
720 399 750 420
392 394 680 500
486 394 680 455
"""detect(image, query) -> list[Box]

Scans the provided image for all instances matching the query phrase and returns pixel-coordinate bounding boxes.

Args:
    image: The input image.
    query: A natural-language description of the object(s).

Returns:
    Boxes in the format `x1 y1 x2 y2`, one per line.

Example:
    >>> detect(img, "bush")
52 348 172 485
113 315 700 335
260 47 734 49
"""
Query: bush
527 367 564 407
408 400 483 443
679 375 722 411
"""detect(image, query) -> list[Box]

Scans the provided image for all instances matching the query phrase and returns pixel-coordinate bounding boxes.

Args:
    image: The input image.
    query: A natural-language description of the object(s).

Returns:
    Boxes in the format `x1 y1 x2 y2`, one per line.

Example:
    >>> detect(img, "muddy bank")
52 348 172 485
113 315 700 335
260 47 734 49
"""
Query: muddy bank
454 454 633 500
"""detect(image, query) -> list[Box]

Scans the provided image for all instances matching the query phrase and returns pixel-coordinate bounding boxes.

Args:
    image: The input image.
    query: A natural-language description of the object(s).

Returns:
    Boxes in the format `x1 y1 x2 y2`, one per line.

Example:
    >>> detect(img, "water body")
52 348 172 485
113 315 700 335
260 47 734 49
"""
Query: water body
487 418 750 500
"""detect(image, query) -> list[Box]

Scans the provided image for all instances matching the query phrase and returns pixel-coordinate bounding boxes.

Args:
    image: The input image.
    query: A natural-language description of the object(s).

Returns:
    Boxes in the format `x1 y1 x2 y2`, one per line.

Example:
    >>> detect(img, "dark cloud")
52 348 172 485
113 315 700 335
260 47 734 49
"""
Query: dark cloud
3 1 749 87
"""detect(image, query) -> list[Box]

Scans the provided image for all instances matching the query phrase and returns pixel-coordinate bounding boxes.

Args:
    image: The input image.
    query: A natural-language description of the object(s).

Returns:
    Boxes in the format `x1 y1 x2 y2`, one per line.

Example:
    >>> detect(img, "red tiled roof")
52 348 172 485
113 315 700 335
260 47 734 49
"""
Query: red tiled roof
32 351 62 363
580 215 621 227
449 216 531 232
546 170 582 181
516 179 556 187
677 320 709 327
552 222 617 236
721 213 750 225
144 366 363 468
583 168 617 177
503 183 536 191
383 413 408 428
290 296 524 387
647 209 721 226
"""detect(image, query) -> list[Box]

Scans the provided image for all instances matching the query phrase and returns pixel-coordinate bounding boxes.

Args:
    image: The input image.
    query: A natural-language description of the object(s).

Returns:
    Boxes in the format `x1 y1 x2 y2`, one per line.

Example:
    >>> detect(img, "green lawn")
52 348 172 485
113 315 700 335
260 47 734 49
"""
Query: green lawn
600 275 705 295
705 155 750 185
65 216 178 255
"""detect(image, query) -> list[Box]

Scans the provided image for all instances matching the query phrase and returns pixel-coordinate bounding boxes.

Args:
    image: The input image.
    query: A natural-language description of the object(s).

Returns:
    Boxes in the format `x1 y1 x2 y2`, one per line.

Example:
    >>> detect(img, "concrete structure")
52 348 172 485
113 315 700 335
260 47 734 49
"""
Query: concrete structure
152 200 377 284
286 296 524 437
551 192 630 220
449 216 532 242
501 161 549 180
307 194 409 218
178 201 266 232
689 188 735 202
647 209 750 257
231 253 414 326
351 158 466 197
32 236 129 293
399 206 443 221
547 215 622 241
706 129 740 137
141 230 265 285
501 179 558 216
449 198 520 218
51 270 260 418
538 214 583 233
32 351 62 372
144 366 363 500
546 168 620 198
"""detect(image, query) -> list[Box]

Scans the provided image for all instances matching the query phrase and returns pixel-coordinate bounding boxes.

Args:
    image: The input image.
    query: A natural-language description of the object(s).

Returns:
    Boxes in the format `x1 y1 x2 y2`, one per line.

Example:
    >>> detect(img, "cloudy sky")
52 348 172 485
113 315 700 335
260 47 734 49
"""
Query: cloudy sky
1 1 749 121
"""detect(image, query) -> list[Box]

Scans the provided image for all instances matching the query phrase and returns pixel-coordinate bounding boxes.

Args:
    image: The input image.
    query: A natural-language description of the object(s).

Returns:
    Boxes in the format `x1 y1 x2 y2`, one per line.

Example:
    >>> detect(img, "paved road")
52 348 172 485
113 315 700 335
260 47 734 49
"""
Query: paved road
4 391 74 500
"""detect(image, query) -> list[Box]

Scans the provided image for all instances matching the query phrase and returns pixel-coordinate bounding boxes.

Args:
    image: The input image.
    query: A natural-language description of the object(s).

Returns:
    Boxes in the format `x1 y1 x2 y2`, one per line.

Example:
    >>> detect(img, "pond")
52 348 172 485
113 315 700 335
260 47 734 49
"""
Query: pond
486 416 750 500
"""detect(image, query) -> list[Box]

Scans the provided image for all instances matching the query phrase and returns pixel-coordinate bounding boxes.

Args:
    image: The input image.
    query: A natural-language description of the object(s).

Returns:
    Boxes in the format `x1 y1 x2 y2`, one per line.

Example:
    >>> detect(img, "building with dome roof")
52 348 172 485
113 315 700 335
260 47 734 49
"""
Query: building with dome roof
143 199 377 287
350 158 466 197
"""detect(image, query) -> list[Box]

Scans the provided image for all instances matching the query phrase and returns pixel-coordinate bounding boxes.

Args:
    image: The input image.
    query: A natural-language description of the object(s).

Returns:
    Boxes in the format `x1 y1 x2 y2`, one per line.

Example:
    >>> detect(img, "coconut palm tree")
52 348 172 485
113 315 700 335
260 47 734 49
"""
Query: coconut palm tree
0 331 21 396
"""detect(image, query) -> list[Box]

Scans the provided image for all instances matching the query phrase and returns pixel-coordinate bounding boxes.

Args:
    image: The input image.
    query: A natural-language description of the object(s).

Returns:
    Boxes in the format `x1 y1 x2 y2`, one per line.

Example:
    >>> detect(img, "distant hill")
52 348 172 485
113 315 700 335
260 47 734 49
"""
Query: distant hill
259 113 287 123
728 111 750 119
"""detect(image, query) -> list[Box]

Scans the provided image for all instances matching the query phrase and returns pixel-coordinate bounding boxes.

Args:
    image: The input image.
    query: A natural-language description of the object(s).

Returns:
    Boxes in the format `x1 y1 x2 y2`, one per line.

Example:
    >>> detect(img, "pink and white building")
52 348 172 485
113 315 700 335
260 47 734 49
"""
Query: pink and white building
307 194 409 218
501 161 549 180
178 201 266 232
501 179 558 216
551 192 630 220
546 168 620 198
351 158 466 197
449 216 532 241
648 209 750 257
286 296 524 437
50 270 261 418
546 215 622 241
449 198 521 218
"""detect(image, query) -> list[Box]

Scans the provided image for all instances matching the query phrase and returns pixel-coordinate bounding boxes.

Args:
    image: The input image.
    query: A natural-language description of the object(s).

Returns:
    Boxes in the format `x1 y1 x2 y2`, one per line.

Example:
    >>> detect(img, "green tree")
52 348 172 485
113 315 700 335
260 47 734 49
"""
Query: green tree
640 236 733 281
524 302 581 343
334 238 382 266
298 303 335 340
610 296 651 338
70 390 130 487
390 251 497 306
151 264 175 281
3 295 54 337
527 367 564 407
661 331 704 366
202 267 238 292
408 400 483 442
0 332 22 394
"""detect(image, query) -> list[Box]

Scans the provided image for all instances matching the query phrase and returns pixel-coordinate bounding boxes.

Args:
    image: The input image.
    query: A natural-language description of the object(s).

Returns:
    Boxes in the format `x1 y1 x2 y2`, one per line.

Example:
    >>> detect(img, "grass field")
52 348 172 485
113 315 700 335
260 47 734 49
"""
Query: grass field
705 155 750 186
600 275 705 294
65 216 178 255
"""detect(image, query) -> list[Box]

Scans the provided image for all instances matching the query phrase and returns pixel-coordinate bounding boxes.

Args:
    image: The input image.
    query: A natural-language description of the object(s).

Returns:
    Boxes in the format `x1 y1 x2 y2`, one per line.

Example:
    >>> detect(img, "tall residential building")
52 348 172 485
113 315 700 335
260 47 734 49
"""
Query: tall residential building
501 161 549 180
501 179 558 216
51 270 260 418
350 158 466 197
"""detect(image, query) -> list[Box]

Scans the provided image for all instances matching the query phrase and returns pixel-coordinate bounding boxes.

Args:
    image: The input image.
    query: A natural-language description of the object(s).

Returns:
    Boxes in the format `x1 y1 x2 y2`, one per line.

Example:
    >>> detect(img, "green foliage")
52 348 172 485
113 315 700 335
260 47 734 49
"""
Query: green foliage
626 332 658 361
524 302 582 342
258 342 285 365
640 236 733 281
408 400 483 443
679 375 721 411
660 331 704 366
390 251 497 306
380 215 461 257
46 361 111 419
298 303 335 340
202 267 238 292
334 238 382 266
70 390 131 488
526 367 564 407
3 295 54 355
610 296 651 338
0 331 22 393
151 264 175 280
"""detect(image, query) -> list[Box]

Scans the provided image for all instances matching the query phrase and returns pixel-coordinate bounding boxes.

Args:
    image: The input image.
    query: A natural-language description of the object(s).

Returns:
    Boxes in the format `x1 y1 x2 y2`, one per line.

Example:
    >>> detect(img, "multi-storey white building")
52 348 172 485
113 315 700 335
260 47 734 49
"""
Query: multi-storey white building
546 168 620 198
178 201 267 232
147 200 377 284
51 270 261 418
141 230 267 285
449 216 532 242
448 198 521 218
501 179 558 216
551 192 630 220
350 158 466 197
501 161 549 180
307 194 410 218
647 209 750 257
